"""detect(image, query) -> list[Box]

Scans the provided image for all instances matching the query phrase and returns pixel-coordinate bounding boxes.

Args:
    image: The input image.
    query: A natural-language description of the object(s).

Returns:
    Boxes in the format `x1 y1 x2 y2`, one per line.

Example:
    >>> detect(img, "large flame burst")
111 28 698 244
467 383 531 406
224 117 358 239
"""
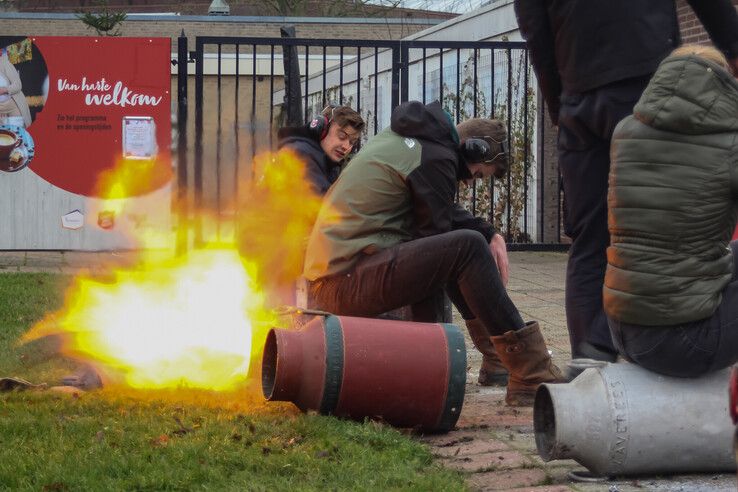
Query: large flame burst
24 249 274 391
22 149 325 392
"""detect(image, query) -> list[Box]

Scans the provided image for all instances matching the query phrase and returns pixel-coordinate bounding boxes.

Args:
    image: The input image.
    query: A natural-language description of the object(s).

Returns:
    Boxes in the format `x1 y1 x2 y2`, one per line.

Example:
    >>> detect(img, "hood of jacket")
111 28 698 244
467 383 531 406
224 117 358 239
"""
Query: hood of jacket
277 126 343 168
390 100 460 146
390 100 469 179
277 126 321 150
634 55 738 135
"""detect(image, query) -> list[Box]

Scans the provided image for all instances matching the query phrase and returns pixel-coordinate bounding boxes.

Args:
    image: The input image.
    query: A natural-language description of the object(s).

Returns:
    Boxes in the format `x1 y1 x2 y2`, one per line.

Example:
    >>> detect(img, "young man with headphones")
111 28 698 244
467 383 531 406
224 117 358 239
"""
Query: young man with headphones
277 105 365 195
303 100 564 406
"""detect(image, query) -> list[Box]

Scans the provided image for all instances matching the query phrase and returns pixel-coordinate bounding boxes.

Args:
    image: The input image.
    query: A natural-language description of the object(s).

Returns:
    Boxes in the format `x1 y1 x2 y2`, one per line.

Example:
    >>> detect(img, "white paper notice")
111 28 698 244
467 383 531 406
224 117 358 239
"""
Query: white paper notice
61 210 84 230
122 116 157 159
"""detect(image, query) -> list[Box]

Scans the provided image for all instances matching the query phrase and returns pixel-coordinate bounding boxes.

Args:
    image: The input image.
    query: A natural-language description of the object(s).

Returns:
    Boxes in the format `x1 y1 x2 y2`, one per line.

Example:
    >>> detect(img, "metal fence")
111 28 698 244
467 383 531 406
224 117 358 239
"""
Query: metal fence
176 34 564 251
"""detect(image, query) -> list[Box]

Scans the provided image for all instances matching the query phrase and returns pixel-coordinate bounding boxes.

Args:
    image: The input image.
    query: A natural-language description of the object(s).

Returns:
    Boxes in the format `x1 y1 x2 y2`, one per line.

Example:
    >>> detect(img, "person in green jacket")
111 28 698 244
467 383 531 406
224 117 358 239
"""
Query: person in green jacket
303 100 564 406
606 45 738 377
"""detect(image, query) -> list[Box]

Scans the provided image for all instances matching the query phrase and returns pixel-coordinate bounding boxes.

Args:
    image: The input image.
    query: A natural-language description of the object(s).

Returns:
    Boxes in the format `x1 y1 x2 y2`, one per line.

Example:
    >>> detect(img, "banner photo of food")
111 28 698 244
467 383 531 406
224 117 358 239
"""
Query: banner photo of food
0 36 172 250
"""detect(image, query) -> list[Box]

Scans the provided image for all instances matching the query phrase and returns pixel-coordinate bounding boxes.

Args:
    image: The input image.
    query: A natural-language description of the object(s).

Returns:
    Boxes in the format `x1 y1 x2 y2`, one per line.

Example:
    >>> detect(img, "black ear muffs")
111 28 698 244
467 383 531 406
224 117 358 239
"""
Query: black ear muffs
461 138 491 163
308 115 330 140
308 105 336 141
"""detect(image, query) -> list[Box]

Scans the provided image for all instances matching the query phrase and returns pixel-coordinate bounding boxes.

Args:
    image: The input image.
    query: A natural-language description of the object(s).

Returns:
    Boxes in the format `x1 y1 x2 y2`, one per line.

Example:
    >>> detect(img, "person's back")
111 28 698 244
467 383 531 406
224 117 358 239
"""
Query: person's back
606 50 738 325
304 101 460 281
302 128 415 280
527 0 681 117
606 46 738 377
277 128 337 194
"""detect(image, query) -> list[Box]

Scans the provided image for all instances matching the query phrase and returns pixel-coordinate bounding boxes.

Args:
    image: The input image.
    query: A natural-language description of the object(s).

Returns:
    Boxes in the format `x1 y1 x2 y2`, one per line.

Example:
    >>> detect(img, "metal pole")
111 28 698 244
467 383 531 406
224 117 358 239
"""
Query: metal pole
281 26 303 126
194 37 204 247
176 31 189 255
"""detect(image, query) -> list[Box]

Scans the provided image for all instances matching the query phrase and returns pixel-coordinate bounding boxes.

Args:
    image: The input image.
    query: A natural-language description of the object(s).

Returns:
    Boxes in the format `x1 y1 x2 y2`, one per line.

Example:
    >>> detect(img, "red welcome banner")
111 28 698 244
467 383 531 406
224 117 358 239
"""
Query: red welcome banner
1 36 171 197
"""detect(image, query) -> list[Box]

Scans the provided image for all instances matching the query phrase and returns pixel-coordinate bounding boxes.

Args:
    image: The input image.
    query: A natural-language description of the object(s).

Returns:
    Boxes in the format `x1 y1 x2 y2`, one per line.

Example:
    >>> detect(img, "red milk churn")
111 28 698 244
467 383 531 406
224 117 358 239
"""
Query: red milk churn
733 225 738 241
261 314 466 432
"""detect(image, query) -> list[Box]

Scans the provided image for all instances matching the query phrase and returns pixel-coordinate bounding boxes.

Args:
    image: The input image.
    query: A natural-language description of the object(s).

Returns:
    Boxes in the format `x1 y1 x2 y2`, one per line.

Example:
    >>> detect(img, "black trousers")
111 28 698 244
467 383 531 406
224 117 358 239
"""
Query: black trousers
309 229 525 336
608 242 738 378
558 75 650 357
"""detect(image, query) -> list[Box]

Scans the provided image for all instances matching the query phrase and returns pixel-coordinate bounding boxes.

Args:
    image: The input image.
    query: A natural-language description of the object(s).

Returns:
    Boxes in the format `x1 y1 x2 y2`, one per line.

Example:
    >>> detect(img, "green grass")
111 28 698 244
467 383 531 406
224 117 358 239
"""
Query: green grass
0 273 465 491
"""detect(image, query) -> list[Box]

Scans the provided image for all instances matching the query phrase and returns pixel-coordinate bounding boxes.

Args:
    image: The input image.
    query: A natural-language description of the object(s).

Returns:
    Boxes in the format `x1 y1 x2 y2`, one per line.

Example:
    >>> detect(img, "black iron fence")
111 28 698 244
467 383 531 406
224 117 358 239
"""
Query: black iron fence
176 34 564 251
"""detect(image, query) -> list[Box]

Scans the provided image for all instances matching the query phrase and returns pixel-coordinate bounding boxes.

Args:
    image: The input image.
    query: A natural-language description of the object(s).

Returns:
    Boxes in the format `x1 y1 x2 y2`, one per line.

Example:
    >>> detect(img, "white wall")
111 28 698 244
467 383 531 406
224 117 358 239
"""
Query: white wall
0 168 172 250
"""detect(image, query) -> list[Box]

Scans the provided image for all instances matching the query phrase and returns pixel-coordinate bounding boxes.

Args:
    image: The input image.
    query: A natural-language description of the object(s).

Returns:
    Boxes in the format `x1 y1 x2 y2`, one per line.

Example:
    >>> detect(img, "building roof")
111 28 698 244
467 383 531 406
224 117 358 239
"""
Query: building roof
14 0 457 20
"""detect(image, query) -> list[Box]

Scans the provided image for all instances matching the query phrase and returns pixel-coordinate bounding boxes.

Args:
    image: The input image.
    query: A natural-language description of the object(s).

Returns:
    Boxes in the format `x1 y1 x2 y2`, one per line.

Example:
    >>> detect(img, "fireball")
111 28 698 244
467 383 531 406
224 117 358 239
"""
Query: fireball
24 249 274 391
21 147 326 394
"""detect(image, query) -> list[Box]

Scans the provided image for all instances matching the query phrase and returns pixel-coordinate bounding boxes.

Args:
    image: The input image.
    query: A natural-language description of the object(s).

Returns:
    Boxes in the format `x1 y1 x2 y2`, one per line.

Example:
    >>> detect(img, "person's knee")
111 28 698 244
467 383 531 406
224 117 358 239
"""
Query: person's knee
445 229 489 252
438 230 493 272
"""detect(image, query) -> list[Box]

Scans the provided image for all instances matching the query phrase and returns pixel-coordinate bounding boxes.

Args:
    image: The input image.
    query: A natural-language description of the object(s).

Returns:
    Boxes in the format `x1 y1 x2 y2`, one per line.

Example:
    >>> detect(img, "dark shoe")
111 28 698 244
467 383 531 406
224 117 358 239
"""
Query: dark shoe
492 321 565 406
478 354 509 386
465 318 509 386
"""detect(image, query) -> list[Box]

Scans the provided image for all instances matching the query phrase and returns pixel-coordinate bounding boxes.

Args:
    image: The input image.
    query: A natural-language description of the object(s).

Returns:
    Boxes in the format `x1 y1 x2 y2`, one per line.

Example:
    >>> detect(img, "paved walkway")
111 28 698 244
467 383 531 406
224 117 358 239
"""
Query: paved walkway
1 250 735 491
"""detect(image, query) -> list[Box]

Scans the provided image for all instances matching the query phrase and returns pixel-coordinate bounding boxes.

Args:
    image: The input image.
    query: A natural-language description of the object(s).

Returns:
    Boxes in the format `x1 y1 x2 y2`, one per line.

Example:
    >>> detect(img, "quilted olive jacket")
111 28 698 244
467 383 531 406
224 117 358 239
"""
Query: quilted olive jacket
605 55 738 326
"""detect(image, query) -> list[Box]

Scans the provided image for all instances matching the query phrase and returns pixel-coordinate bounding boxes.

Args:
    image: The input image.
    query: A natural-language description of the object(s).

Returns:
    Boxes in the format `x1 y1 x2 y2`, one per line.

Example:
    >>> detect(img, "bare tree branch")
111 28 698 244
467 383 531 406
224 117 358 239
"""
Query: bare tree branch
235 0 403 17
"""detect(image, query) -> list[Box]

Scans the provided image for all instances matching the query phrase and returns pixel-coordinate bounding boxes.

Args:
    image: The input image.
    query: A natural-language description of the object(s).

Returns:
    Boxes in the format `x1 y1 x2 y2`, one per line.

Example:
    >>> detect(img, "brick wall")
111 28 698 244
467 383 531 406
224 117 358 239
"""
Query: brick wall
16 0 457 20
0 15 437 46
677 0 738 46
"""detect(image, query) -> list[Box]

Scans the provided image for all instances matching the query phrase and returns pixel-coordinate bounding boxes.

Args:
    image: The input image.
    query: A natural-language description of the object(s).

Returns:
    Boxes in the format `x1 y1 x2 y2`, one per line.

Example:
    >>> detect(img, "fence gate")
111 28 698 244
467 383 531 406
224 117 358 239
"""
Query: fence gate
176 34 563 252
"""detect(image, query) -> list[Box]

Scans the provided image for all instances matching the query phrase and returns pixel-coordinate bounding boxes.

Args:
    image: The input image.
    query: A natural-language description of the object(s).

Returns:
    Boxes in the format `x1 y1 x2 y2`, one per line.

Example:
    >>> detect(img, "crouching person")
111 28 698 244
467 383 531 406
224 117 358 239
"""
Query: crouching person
277 105 364 195
606 46 738 377
303 100 564 406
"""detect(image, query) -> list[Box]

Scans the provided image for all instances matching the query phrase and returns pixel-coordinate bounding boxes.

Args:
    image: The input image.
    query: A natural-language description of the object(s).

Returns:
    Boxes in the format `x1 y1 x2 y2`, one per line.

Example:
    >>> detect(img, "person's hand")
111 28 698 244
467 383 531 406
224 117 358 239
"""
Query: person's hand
489 233 509 287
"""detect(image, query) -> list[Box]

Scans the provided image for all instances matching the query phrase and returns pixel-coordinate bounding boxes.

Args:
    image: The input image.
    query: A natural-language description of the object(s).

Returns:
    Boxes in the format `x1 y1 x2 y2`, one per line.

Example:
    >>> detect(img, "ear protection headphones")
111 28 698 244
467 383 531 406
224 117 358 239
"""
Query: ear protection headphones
308 105 336 141
460 135 509 165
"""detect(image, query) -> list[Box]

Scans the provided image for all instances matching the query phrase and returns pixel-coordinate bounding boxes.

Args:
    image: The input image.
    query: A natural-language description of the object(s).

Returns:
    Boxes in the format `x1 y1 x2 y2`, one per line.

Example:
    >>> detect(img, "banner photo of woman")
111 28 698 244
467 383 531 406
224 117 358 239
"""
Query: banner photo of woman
0 37 48 129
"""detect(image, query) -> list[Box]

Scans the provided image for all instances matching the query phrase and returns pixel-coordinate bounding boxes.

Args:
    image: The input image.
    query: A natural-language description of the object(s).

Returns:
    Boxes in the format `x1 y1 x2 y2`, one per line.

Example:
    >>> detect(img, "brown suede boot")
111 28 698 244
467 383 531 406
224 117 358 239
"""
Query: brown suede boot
491 321 565 406
465 318 508 386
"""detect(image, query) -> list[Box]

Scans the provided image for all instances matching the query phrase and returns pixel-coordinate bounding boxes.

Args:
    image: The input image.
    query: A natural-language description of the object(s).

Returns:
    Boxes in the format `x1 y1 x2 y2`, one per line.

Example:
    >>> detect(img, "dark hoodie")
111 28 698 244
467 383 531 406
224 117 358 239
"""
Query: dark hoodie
304 101 495 280
277 126 339 195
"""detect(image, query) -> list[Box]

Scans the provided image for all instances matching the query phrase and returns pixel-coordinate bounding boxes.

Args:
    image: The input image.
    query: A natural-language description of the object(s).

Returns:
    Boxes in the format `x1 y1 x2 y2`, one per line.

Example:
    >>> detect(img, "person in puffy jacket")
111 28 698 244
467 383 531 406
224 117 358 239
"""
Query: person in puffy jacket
515 0 738 369
606 45 738 378
304 100 564 406
277 105 364 195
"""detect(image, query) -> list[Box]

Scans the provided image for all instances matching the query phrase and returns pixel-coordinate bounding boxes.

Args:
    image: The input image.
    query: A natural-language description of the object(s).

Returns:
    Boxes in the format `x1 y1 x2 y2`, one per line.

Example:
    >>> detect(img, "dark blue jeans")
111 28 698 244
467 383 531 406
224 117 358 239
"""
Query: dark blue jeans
309 229 525 336
558 75 650 357
608 241 738 378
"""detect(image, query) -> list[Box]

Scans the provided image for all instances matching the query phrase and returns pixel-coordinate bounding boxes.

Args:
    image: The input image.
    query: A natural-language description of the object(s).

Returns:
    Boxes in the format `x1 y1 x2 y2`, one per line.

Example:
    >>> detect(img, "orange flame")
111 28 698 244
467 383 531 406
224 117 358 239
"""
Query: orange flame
22 148 327 393
24 249 275 391
237 149 328 304
94 156 173 202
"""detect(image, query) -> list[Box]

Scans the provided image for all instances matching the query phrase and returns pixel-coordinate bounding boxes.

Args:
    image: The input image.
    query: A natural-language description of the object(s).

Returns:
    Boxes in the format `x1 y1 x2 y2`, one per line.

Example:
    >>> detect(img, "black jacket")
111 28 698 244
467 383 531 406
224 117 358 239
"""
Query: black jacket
277 127 339 195
515 0 738 124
